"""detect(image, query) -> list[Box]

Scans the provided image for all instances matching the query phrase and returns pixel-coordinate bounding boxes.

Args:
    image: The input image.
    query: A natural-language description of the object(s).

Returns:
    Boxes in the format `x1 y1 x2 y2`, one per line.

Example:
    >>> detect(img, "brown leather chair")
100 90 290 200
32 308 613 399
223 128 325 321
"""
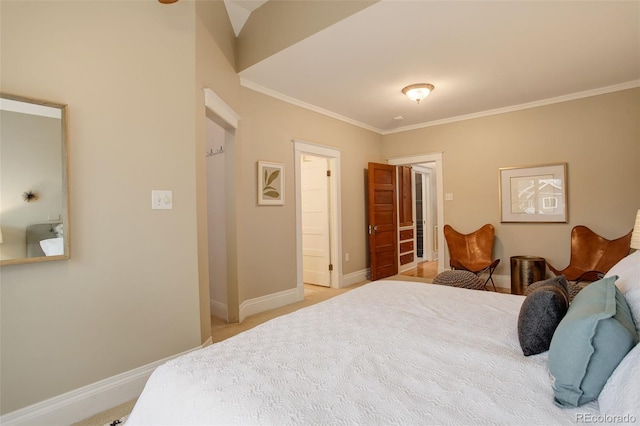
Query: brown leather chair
443 224 500 291
547 225 632 284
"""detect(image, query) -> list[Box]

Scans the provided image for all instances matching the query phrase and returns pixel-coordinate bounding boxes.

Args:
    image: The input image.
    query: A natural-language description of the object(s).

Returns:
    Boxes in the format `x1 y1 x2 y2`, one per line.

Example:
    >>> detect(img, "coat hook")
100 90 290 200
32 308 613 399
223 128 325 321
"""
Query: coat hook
206 146 224 157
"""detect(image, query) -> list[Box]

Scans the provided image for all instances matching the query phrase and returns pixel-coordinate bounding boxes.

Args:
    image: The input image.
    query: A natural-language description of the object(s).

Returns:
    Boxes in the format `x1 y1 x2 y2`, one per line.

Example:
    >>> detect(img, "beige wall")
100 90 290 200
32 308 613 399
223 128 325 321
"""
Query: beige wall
0 1 202 414
236 89 383 300
382 89 640 277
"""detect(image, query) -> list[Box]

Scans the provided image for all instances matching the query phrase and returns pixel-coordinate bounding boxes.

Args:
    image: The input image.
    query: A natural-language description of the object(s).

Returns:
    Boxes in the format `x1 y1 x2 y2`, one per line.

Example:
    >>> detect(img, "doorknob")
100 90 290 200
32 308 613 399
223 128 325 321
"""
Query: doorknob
368 225 378 235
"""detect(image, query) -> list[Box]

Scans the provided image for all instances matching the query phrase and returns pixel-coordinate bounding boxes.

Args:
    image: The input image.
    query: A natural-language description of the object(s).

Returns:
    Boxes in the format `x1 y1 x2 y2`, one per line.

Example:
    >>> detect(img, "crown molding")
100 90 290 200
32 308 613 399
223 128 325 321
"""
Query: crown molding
240 79 640 136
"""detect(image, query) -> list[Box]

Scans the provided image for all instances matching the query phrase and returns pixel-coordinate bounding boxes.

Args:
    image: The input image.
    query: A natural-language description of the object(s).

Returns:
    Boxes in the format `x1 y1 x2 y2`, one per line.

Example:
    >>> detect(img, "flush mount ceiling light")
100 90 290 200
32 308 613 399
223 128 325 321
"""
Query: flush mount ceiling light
402 83 435 104
158 0 179 4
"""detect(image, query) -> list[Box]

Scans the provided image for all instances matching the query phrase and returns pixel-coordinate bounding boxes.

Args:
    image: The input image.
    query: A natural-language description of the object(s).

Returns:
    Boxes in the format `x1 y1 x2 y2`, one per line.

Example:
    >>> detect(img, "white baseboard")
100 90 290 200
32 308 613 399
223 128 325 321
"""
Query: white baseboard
238 287 299 323
238 270 371 324
0 339 212 426
341 268 370 287
488 273 511 290
210 298 228 321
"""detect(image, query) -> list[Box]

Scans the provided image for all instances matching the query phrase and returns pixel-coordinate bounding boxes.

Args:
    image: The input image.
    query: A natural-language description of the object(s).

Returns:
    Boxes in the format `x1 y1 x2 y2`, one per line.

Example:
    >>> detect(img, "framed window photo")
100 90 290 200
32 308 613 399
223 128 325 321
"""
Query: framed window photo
257 161 284 206
499 163 568 223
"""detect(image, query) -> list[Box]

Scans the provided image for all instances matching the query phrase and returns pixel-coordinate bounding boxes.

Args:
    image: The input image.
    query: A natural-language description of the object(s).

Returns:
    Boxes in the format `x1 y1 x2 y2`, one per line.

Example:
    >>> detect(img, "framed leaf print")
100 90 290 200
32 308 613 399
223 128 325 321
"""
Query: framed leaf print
257 161 285 205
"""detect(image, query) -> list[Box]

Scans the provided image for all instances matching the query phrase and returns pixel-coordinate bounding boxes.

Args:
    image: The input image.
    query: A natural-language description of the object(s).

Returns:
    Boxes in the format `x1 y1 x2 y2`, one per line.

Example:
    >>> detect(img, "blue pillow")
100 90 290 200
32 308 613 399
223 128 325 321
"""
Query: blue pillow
548 276 638 407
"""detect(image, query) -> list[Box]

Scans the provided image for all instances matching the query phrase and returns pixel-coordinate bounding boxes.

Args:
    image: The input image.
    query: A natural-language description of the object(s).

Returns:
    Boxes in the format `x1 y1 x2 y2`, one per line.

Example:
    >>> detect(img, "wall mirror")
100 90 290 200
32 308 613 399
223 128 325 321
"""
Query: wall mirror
0 93 69 265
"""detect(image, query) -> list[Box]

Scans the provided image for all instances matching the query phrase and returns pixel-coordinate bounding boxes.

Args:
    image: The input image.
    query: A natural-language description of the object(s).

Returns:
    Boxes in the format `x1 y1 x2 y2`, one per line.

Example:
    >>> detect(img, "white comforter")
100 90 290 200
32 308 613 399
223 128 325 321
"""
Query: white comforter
128 280 601 425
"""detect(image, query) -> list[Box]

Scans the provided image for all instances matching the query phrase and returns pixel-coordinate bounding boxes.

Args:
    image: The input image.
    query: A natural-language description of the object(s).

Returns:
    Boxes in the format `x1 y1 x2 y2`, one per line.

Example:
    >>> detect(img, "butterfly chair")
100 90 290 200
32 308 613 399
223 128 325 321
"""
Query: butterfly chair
443 224 500 291
546 225 632 285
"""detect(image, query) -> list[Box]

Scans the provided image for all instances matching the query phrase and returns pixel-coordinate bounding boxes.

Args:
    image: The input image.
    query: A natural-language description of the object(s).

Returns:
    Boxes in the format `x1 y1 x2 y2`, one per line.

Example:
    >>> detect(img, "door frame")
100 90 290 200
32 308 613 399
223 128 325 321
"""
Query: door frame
294 139 342 300
203 88 241 323
388 152 445 274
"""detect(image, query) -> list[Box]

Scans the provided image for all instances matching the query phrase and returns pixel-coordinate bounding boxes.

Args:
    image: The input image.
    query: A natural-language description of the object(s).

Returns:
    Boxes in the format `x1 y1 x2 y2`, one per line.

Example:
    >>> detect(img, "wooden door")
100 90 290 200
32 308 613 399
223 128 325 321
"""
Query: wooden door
368 162 398 280
398 165 413 227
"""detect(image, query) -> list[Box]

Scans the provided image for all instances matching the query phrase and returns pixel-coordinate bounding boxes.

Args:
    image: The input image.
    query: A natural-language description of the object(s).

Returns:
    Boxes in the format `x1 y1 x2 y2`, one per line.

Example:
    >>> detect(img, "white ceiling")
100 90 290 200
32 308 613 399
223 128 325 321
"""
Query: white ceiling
237 1 640 134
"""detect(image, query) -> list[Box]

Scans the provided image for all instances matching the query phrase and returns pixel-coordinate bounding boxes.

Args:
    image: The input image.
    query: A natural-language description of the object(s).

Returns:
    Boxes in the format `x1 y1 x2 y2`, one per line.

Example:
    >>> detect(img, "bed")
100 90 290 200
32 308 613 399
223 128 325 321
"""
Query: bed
127 253 640 425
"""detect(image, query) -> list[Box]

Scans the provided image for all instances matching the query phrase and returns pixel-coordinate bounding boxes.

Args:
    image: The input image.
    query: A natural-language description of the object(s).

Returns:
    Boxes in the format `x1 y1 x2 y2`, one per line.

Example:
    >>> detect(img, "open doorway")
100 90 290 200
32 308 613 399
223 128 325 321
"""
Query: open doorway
294 140 342 300
388 153 445 274
206 117 228 321
413 164 437 263
203 88 240 323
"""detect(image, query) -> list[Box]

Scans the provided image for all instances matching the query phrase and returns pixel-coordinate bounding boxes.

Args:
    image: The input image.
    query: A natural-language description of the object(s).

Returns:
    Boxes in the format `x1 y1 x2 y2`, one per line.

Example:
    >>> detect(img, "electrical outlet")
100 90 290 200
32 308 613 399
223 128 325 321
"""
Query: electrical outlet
445 193 454 201
345 253 350 261
152 190 173 210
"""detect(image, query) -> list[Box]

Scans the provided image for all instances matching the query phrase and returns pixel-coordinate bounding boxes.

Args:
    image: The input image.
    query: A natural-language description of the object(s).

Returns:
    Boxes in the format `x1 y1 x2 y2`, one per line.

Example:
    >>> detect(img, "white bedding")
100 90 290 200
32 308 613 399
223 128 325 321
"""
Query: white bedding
128 280 602 425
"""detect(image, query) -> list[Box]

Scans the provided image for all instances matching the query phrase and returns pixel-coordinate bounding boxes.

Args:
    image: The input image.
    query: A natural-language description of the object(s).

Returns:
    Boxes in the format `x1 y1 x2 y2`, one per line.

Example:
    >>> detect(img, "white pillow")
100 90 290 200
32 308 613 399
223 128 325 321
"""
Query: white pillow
605 251 640 335
599 251 640 417
39 237 64 256
598 343 640 419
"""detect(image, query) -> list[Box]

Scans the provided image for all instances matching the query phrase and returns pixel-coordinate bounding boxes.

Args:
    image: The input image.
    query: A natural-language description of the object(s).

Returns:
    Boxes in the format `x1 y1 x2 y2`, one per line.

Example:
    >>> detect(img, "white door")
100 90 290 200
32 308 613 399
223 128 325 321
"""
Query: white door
413 164 437 262
301 155 331 286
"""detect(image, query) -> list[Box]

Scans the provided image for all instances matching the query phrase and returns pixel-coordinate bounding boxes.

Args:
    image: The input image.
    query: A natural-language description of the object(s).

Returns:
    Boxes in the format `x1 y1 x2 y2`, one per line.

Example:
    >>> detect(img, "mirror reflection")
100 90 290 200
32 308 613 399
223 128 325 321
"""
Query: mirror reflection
0 94 69 265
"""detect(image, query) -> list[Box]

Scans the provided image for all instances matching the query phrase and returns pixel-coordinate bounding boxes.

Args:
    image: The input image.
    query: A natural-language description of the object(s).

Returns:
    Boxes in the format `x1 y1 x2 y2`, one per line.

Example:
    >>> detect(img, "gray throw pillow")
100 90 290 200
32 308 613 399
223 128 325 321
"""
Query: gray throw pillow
548 276 639 407
525 275 582 302
518 283 569 356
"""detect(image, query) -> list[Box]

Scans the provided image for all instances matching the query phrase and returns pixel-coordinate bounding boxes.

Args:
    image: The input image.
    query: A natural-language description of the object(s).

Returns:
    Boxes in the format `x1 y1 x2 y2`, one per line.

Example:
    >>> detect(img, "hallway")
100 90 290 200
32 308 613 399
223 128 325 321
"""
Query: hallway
399 260 438 280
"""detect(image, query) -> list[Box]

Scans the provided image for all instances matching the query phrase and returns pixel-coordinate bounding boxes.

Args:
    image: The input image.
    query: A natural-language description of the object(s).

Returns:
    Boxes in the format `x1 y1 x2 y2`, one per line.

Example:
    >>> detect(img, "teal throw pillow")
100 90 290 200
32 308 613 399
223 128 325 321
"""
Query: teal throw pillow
548 276 638 407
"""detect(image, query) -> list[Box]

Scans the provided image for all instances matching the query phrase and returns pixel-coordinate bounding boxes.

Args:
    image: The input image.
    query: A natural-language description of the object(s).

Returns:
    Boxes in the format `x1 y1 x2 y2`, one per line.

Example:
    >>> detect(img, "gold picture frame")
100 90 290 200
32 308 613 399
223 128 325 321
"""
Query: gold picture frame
499 163 568 223
257 161 284 206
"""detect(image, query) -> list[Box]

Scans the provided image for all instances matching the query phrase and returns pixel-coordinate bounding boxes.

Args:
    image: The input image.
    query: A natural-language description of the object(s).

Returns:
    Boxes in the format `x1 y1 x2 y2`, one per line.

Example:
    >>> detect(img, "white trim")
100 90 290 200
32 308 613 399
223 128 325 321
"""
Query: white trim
0 341 211 426
384 80 640 134
492 273 511 291
241 78 639 136
203 88 241 130
293 139 343 292
210 298 228 322
341 268 370 287
238 287 299 323
388 153 445 275
399 263 417 274
241 79 382 134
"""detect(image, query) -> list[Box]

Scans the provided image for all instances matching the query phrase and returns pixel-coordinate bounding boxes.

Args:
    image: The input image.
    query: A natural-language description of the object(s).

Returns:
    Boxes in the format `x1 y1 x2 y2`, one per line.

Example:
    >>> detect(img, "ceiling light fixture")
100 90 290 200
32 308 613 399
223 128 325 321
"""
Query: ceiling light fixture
402 83 434 104
158 0 179 4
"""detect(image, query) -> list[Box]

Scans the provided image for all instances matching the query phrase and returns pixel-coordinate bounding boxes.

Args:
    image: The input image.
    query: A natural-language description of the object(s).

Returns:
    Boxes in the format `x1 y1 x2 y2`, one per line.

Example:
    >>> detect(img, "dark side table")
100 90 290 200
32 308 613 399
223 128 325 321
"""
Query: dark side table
510 256 546 295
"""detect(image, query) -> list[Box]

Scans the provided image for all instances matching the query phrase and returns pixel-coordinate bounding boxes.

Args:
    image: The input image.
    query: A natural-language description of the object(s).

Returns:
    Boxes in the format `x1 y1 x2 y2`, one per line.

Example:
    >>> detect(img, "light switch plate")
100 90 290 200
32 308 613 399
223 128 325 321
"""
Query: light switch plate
152 190 173 210
445 193 454 201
